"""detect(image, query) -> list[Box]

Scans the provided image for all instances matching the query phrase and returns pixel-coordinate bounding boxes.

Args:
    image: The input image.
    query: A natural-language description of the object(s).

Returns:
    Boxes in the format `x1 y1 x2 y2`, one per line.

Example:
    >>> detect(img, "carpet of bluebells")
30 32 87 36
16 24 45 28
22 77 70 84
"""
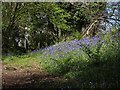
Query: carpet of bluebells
40 30 120 59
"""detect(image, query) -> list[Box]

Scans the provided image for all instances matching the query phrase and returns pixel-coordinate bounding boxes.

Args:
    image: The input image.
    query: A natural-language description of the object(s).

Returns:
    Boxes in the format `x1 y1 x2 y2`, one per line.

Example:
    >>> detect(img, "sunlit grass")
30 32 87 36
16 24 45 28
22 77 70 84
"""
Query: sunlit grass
2 53 42 69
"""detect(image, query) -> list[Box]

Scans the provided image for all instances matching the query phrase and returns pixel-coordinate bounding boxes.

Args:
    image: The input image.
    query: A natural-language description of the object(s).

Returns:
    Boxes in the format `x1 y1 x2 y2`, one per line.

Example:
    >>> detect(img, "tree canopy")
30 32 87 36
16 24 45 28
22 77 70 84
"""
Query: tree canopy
2 2 119 55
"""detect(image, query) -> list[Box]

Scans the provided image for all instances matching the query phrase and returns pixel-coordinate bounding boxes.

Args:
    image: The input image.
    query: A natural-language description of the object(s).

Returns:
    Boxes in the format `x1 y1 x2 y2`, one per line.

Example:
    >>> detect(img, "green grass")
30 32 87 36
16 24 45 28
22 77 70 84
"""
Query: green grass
2 52 42 69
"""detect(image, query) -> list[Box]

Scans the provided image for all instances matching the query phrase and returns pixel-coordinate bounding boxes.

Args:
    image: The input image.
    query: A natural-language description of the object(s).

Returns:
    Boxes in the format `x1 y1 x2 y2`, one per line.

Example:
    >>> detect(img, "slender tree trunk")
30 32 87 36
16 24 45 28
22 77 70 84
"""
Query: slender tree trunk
58 29 61 39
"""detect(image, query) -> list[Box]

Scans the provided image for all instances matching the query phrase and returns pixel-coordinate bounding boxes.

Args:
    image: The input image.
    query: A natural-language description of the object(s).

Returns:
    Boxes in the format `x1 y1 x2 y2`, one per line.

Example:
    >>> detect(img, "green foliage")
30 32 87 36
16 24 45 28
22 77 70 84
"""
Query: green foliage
72 31 82 39
39 29 120 88
81 41 103 66
40 51 88 76
49 3 71 30
2 2 107 55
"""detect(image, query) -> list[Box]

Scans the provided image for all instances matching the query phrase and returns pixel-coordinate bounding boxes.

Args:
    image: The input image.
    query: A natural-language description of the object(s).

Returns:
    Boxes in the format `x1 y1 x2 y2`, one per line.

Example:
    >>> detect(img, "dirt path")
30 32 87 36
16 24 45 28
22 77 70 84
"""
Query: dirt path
3 68 44 89
2 64 69 89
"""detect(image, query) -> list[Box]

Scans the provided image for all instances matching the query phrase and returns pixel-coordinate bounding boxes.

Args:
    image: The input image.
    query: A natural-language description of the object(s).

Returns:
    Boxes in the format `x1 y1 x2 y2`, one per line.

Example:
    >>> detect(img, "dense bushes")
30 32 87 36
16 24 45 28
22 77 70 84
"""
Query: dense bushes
40 30 120 88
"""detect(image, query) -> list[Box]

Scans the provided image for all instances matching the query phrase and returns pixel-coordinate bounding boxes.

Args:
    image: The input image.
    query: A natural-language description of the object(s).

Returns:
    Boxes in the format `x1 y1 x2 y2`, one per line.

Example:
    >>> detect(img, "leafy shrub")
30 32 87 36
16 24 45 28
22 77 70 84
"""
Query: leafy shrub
40 29 120 88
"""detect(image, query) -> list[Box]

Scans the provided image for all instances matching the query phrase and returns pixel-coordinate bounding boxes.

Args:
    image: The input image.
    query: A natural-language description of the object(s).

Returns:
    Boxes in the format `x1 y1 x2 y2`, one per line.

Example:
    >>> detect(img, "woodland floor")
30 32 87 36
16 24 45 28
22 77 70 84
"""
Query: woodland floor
2 61 73 90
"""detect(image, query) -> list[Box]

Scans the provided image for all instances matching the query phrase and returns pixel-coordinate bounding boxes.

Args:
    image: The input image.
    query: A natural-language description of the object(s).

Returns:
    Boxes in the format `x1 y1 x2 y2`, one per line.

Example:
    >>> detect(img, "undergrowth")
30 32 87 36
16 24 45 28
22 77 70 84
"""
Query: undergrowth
3 30 120 88
40 30 120 88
